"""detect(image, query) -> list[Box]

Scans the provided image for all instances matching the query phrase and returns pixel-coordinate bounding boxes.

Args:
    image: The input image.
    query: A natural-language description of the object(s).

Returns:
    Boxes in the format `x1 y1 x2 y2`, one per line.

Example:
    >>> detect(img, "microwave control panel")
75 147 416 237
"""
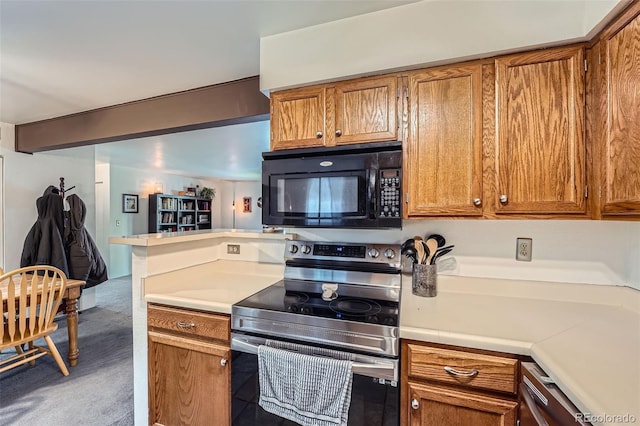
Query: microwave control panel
379 169 401 218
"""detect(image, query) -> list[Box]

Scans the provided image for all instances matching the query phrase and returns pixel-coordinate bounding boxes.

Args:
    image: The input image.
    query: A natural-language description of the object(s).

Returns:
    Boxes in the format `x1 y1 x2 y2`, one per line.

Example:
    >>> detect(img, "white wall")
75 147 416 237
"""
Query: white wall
289 219 640 290
218 179 263 230
0 122 97 271
107 164 223 278
260 0 622 92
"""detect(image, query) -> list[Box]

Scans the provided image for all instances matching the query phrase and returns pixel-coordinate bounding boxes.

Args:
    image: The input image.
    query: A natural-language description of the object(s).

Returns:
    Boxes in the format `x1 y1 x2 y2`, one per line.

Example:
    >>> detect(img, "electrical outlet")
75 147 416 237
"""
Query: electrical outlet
516 238 532 261
115 220 121 227
227 244 240 255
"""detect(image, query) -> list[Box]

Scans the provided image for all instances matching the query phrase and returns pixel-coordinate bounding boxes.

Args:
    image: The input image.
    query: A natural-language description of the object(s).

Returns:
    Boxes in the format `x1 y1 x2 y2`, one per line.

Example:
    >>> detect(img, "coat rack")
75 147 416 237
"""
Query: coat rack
59 177 76 198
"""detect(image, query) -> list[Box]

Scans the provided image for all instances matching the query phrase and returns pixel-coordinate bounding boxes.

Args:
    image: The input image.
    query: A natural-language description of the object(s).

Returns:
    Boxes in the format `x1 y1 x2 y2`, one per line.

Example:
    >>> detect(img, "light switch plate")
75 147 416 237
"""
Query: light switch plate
516 238 532 261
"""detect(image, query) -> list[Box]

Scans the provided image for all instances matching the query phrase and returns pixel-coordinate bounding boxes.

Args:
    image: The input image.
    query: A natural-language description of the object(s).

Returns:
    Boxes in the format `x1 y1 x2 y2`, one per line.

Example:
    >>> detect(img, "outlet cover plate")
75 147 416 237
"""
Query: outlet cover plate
227 244 240 255
516 238 532 261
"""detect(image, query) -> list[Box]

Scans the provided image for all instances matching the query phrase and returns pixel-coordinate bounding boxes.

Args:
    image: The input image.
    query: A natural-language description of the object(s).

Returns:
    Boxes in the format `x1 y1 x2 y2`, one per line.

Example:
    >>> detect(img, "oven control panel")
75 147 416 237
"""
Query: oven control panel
285 240 401 268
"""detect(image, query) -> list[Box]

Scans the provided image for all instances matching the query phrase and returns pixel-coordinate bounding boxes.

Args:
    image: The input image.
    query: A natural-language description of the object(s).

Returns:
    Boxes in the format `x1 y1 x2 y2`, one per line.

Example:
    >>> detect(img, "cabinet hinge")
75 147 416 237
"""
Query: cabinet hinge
405 87 408 99
598 50 601 65
397 87 400 98
584 59 588 72
405 192 409 204
585 185 588 199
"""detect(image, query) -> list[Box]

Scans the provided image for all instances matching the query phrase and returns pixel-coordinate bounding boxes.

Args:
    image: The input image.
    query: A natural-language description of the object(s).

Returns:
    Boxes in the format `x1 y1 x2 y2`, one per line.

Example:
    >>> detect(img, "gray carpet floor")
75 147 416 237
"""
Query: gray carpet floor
0 276 134 426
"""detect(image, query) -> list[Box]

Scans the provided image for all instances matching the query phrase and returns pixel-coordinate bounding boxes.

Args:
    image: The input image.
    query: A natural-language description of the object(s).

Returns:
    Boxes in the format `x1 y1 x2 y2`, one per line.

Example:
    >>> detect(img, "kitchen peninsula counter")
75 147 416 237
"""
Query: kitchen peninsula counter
144 259 283 313
400 275 640 426
109 229 293 426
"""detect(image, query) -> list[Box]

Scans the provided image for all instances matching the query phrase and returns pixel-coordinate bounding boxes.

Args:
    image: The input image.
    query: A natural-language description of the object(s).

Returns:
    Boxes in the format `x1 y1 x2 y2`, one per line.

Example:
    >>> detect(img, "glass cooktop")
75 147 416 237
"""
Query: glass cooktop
234 280 399 327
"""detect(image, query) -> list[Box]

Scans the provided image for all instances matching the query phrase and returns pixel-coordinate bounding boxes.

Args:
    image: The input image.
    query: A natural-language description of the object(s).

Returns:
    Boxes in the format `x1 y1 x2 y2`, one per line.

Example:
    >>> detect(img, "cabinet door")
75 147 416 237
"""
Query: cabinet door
333 76 398 145
406 64 483 216
148 331 230 426
494 46 586 215
270 86 326 150
599 9 640 215
406 381 517 426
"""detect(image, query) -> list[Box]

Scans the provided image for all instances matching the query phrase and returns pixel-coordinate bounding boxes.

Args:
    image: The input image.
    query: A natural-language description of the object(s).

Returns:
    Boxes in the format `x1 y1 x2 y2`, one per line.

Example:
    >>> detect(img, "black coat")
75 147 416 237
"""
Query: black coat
64 194 108 288
20 186 69 276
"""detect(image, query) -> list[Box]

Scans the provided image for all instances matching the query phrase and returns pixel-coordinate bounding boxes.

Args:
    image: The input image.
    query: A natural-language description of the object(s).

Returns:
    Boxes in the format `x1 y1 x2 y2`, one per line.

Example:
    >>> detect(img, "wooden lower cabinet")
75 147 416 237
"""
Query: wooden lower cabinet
401 340 519 426
148 304 231 426
405 381 518 426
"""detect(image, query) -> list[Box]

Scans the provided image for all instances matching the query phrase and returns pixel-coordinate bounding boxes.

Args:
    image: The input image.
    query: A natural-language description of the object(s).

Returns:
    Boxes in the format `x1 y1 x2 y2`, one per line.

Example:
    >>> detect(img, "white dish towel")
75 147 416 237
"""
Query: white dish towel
258 343 354 426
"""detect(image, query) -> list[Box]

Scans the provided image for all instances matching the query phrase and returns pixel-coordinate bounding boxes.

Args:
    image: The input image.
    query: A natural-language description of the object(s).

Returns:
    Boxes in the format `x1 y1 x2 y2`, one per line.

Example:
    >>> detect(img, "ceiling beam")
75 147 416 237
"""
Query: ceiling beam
15 76 270 153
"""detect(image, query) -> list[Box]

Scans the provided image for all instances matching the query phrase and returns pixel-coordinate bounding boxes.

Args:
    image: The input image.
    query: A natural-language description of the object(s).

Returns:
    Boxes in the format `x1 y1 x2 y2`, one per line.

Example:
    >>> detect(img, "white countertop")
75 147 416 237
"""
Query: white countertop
109 228 294 247
141 262 639 426
400 274 640 426
144 260 284 313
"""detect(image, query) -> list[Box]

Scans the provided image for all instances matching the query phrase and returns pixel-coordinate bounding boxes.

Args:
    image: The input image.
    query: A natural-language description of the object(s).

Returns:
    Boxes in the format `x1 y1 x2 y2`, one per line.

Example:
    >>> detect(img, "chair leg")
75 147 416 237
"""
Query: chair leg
27 341 35 365
15 345 24 355
44 335 69 376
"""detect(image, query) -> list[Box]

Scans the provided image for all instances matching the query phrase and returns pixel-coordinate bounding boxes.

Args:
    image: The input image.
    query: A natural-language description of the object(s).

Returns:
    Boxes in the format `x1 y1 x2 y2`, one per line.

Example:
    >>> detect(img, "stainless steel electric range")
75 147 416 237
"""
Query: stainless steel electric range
231 240 402 426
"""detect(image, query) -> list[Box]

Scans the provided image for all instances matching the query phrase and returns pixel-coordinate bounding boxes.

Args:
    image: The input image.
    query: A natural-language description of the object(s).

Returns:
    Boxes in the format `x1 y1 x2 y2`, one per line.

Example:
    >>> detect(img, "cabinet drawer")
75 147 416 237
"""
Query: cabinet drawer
147 304 230 343
406 344 518 394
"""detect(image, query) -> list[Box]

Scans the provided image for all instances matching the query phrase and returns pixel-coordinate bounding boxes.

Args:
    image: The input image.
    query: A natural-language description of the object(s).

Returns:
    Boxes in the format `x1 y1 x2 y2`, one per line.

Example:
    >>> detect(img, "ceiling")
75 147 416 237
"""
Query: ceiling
1 0 415 180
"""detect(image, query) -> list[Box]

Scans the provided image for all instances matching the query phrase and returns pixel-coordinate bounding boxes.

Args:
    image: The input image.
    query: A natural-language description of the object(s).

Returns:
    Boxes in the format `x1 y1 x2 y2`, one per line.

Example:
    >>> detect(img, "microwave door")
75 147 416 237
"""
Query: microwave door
276 177 320 218
318 176 364 218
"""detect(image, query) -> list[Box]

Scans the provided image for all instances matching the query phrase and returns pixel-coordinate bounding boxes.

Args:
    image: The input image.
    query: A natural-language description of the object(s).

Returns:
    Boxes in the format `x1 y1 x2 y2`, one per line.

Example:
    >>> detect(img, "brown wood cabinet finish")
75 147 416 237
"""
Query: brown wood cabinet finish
593 4 640 216
270 85 326 150
401 341 519 426
334 76 398 145
406 64 483 216
405 381 518 426
493 46 587 215
270 76 399 150
147 304 230 426
406 343 518 394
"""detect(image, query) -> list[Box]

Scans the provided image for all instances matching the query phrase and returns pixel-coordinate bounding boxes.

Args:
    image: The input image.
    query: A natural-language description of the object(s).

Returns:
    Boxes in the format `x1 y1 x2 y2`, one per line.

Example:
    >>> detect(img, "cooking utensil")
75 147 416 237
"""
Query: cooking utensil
425 238 439 264
421 240 431 264
402 247 418 264
414 240 425 264
426 234 446 248
401 238 415 252
431 246 454 264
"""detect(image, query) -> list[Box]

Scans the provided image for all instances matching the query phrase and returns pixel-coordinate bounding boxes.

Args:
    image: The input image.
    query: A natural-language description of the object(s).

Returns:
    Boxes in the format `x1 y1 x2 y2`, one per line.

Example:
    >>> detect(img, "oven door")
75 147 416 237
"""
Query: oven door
231 333 399 426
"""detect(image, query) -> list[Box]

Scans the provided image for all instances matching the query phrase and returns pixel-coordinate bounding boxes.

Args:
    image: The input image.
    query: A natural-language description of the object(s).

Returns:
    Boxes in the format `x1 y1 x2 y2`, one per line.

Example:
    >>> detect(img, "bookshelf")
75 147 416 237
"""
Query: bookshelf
149 194 213 233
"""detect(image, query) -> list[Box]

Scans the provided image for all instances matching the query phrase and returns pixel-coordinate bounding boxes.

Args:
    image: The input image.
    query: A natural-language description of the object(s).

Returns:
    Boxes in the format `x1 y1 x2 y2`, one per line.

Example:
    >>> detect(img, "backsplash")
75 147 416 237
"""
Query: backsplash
286 220 640 290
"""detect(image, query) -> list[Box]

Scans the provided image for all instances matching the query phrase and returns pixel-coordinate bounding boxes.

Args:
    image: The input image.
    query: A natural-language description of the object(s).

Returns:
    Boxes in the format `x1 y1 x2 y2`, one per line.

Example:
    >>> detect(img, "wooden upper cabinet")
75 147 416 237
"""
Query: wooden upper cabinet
598 8 640 216
270 85 326 150
406 64 483 216
494 46 586 215
270 75 399 150
333 76 398 145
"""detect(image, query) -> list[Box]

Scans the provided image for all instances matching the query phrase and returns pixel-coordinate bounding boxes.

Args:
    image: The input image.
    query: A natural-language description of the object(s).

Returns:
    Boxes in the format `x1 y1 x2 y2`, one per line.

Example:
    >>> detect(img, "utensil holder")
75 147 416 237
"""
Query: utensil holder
412 264 437 297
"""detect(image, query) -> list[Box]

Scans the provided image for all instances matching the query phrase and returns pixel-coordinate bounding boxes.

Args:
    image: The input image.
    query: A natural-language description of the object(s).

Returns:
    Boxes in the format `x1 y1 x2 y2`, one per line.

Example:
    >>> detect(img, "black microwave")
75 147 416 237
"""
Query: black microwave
262 141 402 229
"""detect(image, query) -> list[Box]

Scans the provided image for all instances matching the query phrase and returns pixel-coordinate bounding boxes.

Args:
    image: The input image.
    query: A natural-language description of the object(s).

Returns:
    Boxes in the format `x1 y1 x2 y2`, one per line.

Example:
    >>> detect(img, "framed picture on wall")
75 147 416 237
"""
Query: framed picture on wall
123 194 139 213
243 197 252 213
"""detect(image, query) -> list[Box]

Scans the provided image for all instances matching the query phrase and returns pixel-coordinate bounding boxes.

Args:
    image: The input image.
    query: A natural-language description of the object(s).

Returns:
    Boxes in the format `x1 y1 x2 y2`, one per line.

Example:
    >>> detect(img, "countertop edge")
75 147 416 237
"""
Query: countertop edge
109 229 296 246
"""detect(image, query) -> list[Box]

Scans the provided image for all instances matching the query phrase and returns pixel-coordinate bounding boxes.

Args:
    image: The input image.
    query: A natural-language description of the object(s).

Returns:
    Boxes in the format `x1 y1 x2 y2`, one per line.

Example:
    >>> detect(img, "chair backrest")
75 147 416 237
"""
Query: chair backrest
0 266 67 345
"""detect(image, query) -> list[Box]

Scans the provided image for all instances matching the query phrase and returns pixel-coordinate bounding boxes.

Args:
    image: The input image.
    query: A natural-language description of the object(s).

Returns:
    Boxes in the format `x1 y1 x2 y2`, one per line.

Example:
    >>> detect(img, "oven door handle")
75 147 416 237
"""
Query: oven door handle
231 335 398 379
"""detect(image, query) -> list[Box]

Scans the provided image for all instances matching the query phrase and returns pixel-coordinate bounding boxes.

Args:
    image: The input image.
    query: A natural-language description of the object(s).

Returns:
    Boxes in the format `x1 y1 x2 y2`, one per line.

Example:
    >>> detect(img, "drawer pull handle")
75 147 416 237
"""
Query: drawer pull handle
220 358 228 367
411 398 419 410
177 321 195 329
444 366 479 377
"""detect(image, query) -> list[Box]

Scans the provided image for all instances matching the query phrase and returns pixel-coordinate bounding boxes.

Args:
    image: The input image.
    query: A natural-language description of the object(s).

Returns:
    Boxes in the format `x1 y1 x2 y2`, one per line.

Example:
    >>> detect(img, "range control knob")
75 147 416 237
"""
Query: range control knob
368 248 380 258
301 245 312 255
289 244 299 254
384 248 396 259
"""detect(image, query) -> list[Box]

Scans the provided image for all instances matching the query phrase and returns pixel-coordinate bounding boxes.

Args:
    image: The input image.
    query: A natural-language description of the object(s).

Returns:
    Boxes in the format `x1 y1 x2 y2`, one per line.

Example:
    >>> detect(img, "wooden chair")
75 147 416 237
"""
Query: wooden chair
0 266 69 376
